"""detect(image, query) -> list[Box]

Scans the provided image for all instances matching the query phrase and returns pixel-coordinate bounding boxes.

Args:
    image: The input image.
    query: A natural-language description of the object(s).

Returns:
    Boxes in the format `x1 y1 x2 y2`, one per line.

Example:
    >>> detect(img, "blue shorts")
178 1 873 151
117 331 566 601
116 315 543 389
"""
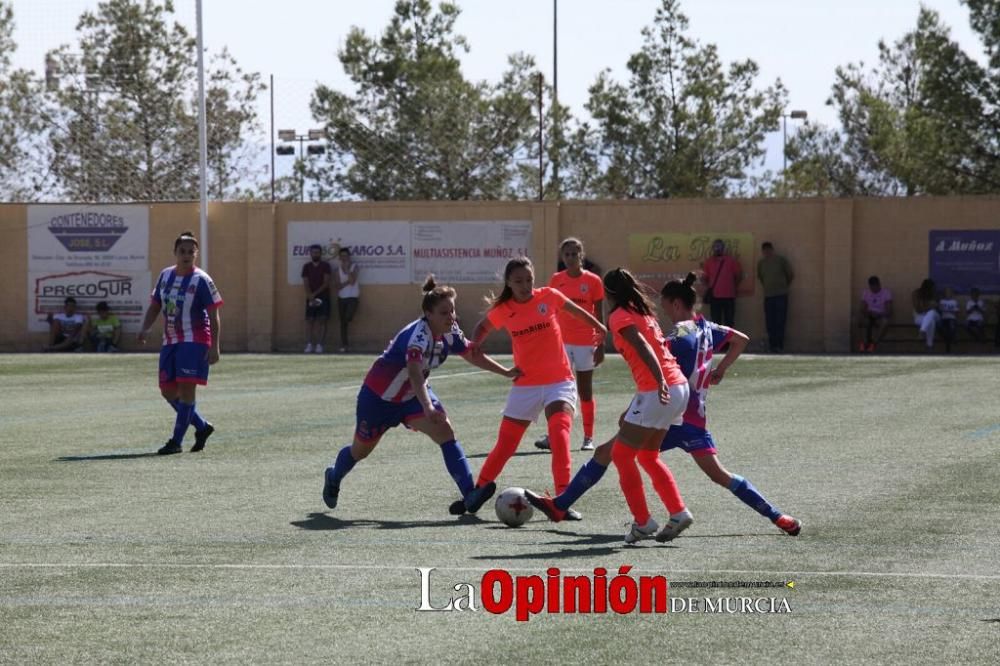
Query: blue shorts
159 343 210 388
355 385 444 444
660 423 717 457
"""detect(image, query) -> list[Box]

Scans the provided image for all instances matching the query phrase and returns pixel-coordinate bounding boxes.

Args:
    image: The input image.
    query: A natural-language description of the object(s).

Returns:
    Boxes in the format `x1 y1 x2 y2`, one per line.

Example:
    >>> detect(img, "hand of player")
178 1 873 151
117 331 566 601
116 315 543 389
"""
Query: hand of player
137 329 148 345
709 367 726 385
506 366 523 381
658 381 671 405
207 347 220 365
593 344 605 367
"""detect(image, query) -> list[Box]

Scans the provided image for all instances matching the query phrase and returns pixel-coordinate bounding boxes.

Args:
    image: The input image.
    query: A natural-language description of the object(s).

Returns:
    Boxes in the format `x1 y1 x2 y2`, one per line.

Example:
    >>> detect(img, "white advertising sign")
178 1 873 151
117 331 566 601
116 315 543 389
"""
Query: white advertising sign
411 221 532 283
28 270 152 333
28 205 149 271
287 221 411 285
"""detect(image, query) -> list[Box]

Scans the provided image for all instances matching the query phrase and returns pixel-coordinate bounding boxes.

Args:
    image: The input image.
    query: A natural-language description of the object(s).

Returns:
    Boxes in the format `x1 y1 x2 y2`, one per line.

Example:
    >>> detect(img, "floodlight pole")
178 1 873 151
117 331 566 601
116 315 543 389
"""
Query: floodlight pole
195 0 209 268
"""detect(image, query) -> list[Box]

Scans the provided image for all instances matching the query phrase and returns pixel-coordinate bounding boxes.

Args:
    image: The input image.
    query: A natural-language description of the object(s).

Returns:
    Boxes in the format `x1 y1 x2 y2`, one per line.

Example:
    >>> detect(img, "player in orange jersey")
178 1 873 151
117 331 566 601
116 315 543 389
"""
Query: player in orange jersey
534 238 605 452
452 257 607 518
527 268 693 545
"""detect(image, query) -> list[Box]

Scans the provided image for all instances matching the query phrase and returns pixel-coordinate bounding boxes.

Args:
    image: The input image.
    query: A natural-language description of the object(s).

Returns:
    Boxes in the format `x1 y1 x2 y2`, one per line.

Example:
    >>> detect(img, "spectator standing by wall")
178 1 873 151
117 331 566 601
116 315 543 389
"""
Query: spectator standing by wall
335 247 361 353
756 241 794 353
302 244 332 353
701 239 742 327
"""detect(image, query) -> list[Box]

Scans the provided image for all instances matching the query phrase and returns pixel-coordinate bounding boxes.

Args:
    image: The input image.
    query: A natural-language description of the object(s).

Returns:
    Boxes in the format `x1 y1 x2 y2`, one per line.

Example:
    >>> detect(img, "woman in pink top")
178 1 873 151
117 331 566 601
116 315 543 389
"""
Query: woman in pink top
458 257 606 517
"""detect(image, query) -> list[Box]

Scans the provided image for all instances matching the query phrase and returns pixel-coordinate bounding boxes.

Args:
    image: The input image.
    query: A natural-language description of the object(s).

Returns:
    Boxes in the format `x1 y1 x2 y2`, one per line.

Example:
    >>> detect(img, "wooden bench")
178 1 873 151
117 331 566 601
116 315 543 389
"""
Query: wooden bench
856 321 999 353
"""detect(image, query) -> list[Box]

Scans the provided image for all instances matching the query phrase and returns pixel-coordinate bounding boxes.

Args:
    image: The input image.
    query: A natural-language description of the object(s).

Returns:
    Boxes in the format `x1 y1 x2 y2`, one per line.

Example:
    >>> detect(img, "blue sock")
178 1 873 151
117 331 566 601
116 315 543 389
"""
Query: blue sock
170 399 207 431
555 458 607 511
440 440 474 497
728 474 781 521
329 445 357 484
172 401 194 444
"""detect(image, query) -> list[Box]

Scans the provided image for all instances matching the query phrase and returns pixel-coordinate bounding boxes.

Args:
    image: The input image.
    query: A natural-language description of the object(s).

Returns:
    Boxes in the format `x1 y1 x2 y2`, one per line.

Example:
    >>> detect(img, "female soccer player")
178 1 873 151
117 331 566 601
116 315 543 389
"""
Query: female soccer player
137 231 222 455
322 276 519 514
466 257 606 514
534 238 605 451
659 273 801 536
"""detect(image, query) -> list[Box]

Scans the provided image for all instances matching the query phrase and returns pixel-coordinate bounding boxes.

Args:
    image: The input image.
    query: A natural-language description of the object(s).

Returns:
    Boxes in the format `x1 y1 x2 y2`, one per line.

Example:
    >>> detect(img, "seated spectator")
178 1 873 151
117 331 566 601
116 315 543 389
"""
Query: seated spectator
965 287 986 342
911 278 941 350
46 297 89 352
859 275 892 352
938 287 959 351
90 301 122 352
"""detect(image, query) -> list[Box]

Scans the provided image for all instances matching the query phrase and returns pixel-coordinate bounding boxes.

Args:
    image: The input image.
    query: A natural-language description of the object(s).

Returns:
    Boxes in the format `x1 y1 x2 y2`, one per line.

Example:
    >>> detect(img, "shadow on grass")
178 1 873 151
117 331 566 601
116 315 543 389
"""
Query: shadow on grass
291 512 484 531
466 450 550 459
56 452 160 461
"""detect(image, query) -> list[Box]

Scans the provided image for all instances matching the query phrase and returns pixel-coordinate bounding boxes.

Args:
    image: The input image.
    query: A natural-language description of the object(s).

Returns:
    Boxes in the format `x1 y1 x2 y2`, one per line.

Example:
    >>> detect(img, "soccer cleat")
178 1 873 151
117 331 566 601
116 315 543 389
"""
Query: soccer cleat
533 435 550 451
463 481 497 514
157 439 182 455
315 344 324 354
581 437 595 451
523 489 566 522
655 509 694 543
304 343 314 353
774 514 802 536
565 508 583 521
448 499 467 516
866 343 876 353
857 341 866 353
624 518 660 544
189 423 214 453
322 467 340 509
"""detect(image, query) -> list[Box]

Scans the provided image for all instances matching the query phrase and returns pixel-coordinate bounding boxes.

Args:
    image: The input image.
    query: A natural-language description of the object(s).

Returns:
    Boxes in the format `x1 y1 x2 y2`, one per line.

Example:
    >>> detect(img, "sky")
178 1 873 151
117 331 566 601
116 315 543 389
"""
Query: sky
6 0 989 173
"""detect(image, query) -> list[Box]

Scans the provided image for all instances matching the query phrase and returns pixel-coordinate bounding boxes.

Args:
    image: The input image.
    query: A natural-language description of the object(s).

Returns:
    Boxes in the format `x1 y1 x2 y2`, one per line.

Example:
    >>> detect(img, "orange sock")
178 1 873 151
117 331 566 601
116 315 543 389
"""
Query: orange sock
637 448 685 515
580 399 595 439
611 440 650 525
547 411 573 493
477 418 527 486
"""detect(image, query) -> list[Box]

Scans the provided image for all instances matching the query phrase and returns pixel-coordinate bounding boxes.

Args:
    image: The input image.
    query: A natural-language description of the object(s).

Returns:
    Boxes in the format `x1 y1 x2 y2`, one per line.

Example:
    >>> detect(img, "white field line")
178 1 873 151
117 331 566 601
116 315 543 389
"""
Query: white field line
1 562 998 581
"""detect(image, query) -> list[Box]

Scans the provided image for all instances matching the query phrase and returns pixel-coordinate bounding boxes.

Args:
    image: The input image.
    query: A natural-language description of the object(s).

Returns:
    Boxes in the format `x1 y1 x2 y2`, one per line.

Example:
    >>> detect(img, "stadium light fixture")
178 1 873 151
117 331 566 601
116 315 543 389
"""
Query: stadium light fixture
276 129 328 201
782 110 808 175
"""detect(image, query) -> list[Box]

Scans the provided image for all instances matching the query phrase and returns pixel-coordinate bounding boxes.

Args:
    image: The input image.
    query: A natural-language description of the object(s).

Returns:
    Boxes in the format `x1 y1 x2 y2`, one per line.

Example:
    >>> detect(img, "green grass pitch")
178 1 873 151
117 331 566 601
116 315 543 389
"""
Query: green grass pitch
1 352 999 663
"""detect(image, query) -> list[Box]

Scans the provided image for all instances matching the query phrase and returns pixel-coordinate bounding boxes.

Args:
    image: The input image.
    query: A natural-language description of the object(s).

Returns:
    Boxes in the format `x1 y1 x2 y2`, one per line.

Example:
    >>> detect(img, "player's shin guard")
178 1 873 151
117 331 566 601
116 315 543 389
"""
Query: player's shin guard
329 445 358 484
440 439 474 497
477 418 528 486
611 440 650 525
728 474 781 521
580 399 595 439
172 401 195 445
170 398 207 431
547 411 573 493
637 448 685 515
555 458 608 511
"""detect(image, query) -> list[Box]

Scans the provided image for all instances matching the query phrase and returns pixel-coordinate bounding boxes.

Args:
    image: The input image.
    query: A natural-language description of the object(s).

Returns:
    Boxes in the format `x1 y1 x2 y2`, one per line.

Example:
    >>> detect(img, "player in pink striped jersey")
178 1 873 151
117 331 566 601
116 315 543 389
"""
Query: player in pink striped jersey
138 231 222 455
322 276 519 515
659 272 801 536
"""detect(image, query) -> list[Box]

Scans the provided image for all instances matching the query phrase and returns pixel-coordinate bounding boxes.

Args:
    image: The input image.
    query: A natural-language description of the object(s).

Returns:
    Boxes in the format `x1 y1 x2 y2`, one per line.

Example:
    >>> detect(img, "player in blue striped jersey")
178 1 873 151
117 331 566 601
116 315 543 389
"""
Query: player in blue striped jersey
322 275 520 515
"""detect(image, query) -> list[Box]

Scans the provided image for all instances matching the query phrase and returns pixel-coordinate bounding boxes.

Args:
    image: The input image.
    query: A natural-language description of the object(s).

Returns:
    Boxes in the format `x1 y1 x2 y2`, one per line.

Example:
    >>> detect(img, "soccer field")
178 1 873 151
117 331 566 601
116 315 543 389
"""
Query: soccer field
1 353 998 664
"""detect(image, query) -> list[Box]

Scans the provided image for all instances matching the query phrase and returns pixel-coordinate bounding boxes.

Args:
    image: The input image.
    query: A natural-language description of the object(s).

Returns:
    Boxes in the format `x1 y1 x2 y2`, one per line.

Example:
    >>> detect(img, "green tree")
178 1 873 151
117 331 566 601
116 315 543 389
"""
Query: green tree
0 2 49 200
309 0 542 201
785 4 1000 196
46 0 262 202
563 0 786 199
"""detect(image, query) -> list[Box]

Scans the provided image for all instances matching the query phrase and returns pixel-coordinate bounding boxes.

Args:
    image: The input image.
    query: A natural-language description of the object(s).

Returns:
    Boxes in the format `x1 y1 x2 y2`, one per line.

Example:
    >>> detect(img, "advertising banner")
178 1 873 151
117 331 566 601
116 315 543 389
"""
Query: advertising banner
28 270 152 332
287 222 411 285
28 205 149 271
929 229 1000 294
627 232 755 295
411 221 531 284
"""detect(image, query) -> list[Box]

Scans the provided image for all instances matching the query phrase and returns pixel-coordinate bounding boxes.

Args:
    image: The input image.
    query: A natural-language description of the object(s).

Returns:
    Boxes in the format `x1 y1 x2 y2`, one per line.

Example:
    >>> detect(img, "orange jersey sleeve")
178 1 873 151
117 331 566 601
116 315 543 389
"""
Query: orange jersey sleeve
488 288 573 386
550 270 604 345
609 308 686 391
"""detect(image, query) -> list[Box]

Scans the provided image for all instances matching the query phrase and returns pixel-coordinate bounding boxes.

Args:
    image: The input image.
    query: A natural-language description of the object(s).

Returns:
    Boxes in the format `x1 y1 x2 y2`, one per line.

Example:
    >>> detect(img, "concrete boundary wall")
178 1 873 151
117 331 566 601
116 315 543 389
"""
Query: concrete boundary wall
2 197 998 353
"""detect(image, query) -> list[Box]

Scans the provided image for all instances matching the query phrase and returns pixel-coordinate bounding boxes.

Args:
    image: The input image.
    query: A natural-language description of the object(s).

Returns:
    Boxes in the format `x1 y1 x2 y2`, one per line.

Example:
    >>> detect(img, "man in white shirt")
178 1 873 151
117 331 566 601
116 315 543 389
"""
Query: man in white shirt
46 297 90 352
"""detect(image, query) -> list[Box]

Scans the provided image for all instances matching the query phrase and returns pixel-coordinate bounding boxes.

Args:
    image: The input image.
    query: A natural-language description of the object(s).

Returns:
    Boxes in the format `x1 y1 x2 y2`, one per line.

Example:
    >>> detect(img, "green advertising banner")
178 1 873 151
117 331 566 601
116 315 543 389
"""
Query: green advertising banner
627 232 755 296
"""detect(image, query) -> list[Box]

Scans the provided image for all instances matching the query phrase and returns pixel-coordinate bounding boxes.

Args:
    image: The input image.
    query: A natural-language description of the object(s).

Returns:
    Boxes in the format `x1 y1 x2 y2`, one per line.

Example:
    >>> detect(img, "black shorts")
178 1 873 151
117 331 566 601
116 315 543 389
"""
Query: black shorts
305 296 331 320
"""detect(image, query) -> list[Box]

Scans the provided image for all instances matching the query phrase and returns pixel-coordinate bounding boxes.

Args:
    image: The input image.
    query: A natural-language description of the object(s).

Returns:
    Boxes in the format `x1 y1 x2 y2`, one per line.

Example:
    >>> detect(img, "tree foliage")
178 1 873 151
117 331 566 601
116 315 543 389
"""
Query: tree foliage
562 0 786 199
45 0 262 202
786 3 1000 196
309 0 544 201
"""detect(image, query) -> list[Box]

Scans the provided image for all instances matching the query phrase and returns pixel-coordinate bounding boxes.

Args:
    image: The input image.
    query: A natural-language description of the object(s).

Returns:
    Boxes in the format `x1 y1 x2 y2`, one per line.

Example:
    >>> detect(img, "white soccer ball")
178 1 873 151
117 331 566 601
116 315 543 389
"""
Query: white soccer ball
494 487 534 527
